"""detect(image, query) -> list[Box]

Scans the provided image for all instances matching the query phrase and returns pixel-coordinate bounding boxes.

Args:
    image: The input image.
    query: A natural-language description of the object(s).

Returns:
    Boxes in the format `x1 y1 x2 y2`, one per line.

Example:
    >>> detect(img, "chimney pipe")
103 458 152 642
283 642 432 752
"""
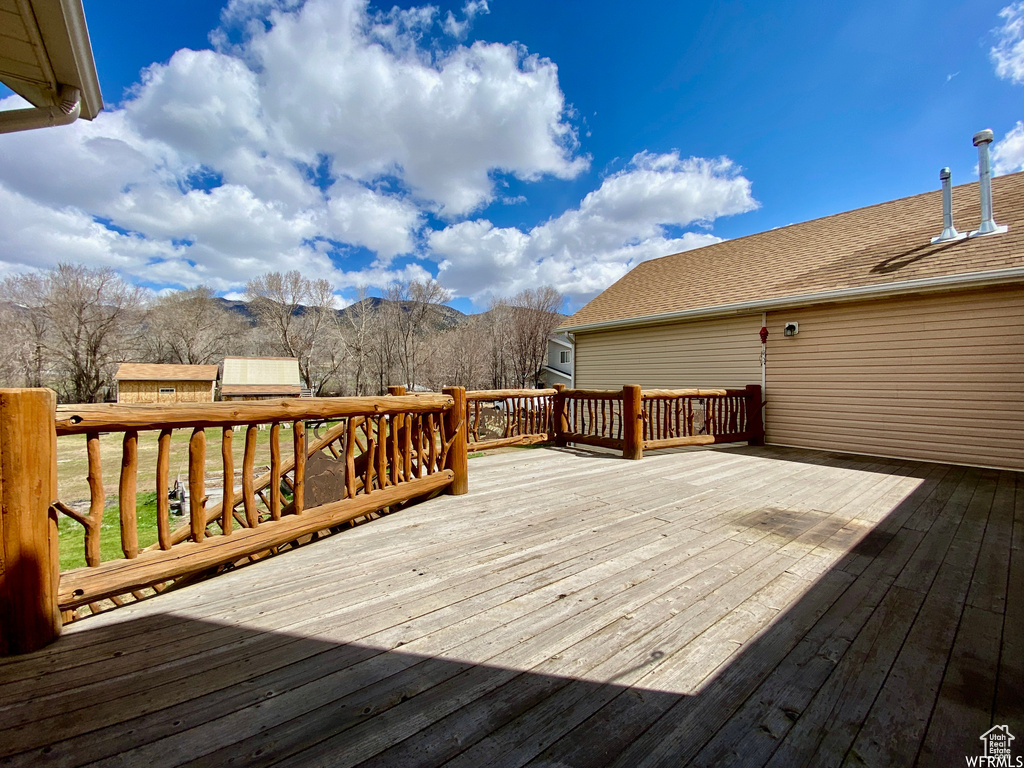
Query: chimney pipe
969 129 1007 237
931 167 965 244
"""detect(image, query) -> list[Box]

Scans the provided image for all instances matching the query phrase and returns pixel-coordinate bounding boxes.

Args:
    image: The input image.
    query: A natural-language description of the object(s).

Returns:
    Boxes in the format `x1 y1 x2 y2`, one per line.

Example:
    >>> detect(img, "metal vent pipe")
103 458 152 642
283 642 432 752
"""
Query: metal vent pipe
970 129 1007 237
931 167 964 243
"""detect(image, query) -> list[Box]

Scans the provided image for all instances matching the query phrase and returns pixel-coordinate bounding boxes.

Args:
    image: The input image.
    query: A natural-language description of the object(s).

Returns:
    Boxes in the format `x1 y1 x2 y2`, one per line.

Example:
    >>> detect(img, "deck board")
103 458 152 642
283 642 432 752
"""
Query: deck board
0 445 1019 767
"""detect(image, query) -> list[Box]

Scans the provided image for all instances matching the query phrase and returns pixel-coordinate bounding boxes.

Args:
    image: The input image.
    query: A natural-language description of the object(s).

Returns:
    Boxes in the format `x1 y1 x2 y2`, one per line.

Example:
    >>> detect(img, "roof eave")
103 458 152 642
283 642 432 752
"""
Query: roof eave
0 0 102 120
560 266 1024 333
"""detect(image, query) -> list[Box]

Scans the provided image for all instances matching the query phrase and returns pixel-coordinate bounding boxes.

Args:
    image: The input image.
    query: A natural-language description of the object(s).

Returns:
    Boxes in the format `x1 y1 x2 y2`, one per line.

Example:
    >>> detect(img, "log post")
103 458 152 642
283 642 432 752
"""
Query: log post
292 421 305 515
189 427 206 542
745 384 765 446
0 388 61 655
442 386 468 495
552 384 567 447
622 384 643 460
387 386 408 487
119 431 139 558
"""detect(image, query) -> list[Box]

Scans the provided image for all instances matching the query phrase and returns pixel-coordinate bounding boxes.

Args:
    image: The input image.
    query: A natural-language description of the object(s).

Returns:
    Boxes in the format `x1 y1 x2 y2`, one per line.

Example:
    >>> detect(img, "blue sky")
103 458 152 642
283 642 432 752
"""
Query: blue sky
1 0 1022 314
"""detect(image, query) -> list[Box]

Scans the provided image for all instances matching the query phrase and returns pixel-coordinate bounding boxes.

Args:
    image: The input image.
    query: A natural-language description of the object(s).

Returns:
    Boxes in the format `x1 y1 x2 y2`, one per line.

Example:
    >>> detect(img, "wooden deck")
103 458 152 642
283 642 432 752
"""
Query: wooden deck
1 445 1020 767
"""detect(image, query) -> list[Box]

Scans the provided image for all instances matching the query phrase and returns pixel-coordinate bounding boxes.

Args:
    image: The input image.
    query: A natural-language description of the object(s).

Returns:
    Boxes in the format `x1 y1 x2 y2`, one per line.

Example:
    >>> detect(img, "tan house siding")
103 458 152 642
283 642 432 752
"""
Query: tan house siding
574 314 763 390
117 380 215 404
765 286 1024 470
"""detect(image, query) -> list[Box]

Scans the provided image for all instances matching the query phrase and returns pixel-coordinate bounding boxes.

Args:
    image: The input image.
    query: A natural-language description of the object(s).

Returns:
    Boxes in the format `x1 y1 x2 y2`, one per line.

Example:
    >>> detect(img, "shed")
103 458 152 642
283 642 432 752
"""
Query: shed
114 363 219 404
220 357 302 401
560 170 1024 471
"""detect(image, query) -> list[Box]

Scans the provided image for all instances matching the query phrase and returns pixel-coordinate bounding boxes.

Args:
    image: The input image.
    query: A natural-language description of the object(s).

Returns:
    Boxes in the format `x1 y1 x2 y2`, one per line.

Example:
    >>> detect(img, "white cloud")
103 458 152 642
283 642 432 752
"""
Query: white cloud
992 2 1024 84
323 179 422 258
443 0 490 40
430 152 758 306
992 121 1024 174
0 185 182 274
0 95 178 211
0 0 590 291
126 49 267 162
0 0 759 305
243 0 586 216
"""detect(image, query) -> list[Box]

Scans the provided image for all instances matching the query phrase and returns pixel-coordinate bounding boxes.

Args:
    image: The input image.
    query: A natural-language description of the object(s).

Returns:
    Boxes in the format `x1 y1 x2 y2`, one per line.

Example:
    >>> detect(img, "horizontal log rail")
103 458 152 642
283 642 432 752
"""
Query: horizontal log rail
641 388 733 398
466 388 556 401
54 394 453 435
470 434 550 452
558 433 624 451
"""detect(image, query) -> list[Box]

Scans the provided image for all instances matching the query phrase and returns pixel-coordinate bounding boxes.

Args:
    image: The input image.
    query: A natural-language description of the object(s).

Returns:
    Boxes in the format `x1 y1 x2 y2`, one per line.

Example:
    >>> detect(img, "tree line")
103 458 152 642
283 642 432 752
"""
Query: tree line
0 264 565 403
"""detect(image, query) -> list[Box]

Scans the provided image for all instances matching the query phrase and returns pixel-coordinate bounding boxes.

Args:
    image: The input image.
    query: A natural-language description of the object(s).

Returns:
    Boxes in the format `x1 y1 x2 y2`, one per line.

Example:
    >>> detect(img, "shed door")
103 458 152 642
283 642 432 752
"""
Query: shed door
765 286 1024 470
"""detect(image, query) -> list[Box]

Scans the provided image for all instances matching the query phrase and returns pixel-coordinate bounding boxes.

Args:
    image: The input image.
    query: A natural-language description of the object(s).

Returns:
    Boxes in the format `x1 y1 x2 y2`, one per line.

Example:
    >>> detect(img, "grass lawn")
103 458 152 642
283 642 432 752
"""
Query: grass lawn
57 492 163 571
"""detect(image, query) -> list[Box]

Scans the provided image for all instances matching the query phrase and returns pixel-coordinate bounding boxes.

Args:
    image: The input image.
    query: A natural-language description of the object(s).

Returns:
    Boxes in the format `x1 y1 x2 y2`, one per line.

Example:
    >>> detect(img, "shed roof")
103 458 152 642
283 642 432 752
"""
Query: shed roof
561 172 1024 332
115 363 219 382
221 357 301 387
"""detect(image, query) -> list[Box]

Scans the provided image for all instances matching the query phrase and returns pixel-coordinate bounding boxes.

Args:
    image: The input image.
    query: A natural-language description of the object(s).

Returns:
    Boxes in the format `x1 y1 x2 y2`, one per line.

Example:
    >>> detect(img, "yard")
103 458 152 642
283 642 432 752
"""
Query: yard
55 424 308 569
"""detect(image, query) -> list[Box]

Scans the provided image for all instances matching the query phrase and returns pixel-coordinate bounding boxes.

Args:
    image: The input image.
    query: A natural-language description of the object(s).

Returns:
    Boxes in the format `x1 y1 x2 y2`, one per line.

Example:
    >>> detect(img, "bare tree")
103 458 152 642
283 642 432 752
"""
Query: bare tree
245 271 344 395
142 286 249 365
507 286 564 387
419 318 489 391
366 297 399 395
335 288 378 395
483 299 515 389
485 287 564 388
386 279 453 390
0 272 50 387
0 264 144 402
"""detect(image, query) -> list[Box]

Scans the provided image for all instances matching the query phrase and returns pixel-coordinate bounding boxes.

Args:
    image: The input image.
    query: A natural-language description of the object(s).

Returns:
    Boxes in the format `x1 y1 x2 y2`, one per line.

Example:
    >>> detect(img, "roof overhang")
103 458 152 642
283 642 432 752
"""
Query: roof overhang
561 266 1024 334
0 0 102 125
540 366 572 383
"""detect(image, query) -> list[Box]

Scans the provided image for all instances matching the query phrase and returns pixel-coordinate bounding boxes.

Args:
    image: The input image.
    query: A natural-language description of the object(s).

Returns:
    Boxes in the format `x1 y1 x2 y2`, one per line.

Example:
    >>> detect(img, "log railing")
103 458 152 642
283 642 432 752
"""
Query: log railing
0 382 761 654
465 388 555 451
555 384 764 460
641 385 763 451
48 392 466 617
555 386 628 453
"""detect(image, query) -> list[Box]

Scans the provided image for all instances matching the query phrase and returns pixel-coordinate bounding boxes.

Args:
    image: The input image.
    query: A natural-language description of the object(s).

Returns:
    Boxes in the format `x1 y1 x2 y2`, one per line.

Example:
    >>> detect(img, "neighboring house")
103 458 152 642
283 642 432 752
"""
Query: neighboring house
114 363 218 404
0 1 103 134
220 357 302 401
538 332 573 388
559 165 1024 471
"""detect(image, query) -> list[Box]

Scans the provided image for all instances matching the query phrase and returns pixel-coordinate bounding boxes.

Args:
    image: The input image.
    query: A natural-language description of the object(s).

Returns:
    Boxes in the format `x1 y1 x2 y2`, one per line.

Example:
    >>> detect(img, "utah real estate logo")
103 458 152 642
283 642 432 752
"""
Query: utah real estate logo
967 725 1021 767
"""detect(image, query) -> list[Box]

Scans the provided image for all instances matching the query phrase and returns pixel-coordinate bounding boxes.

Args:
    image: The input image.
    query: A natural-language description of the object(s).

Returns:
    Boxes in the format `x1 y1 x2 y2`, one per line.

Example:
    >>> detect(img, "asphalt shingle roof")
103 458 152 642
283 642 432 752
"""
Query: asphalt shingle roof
561 172 1024 330
114 363 219 381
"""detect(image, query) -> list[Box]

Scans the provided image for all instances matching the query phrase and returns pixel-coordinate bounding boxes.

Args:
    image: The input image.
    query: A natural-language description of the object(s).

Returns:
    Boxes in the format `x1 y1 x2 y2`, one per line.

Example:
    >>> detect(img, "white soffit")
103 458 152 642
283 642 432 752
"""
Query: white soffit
0 0 102 119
